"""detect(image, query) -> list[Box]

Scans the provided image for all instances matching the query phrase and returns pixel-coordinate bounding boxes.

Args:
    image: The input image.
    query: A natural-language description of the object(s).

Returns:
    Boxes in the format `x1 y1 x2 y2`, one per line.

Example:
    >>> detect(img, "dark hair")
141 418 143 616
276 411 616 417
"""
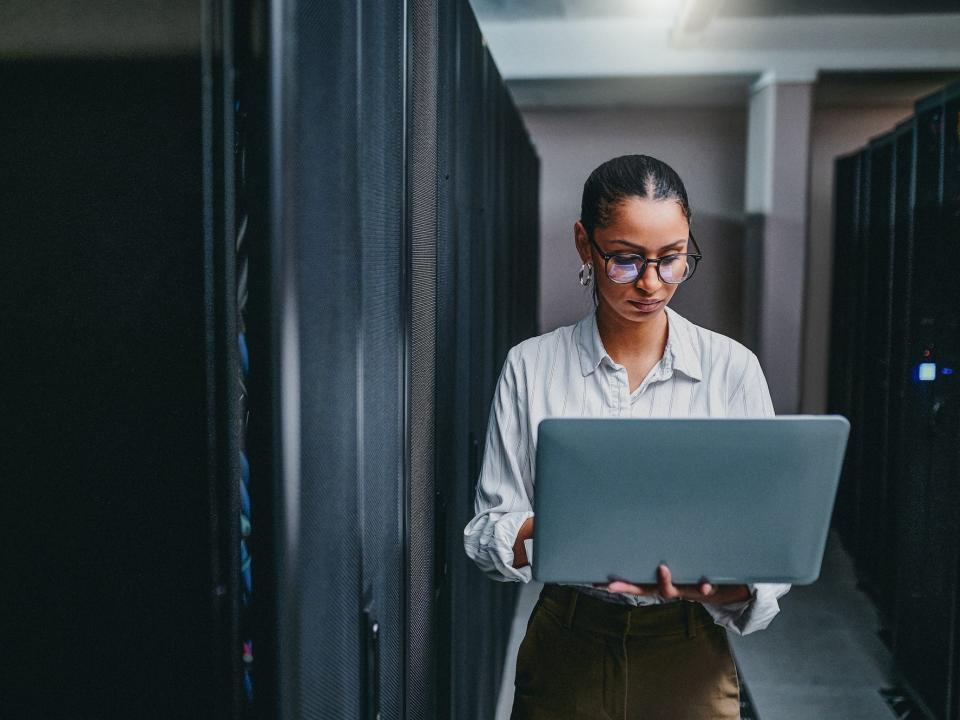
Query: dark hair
580 154 692 237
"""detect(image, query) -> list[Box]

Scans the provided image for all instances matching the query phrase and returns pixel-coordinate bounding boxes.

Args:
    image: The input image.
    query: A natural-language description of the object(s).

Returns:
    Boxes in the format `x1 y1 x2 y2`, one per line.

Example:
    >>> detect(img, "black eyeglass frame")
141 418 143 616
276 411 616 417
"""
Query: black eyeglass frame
587 231 703 285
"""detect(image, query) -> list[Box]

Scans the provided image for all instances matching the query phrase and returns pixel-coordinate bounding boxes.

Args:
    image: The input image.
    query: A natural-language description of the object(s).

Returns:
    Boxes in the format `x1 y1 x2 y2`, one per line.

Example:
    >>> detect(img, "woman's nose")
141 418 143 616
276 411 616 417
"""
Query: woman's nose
634 262 662 290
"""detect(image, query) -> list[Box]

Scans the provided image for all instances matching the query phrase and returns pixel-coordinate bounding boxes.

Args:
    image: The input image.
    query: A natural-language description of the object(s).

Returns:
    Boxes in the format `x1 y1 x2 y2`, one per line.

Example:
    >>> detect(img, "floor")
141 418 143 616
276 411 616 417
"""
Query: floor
495 530 899 719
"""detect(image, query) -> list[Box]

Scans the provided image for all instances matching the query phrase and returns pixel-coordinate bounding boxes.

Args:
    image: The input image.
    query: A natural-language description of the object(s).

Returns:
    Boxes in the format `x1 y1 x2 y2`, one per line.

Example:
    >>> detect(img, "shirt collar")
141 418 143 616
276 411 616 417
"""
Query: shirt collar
575 305 703 382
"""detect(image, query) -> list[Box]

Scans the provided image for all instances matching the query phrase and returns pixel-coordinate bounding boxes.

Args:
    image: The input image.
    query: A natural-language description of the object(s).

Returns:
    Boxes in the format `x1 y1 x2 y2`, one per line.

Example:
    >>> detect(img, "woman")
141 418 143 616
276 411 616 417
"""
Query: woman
463 154 791 719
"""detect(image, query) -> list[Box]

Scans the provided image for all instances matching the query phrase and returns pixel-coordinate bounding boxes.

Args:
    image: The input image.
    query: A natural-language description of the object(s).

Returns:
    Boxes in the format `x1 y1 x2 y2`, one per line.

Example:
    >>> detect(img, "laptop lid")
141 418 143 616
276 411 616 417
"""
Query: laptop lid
531 416 849 585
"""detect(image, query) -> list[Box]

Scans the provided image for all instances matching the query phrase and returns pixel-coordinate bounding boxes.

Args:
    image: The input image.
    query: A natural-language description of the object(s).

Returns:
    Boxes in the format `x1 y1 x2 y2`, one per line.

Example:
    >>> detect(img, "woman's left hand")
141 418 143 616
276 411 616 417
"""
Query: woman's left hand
594 564 752 605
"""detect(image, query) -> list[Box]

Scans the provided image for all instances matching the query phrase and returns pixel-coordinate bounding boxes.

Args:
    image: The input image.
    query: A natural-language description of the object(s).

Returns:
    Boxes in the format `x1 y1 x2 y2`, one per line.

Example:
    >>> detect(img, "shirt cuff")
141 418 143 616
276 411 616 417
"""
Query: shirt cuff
702 583 787 635
464 509 534 583
492 510 534 582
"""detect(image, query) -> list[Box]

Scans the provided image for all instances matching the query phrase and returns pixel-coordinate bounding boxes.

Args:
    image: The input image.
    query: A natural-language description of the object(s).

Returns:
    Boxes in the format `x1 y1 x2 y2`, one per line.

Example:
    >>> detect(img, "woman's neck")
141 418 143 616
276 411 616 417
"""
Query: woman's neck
595 303 669 365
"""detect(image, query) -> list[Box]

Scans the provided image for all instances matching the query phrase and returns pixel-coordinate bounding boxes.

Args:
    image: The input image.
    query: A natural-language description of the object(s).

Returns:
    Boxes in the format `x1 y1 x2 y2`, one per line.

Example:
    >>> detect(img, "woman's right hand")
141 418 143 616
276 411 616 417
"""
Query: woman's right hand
596 564 753 605
511 516 535 568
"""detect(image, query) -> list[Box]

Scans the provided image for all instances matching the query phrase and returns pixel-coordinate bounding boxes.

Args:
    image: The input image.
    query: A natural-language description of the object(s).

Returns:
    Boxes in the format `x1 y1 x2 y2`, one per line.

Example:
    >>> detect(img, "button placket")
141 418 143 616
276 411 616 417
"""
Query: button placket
617 368 630 415
633 357 673 401
607 370 620 414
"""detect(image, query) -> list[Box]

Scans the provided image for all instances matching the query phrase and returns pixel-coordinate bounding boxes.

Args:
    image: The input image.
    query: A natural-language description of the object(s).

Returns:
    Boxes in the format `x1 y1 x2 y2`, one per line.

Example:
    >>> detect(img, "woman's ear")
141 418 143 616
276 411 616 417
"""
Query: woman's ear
574 220 591 264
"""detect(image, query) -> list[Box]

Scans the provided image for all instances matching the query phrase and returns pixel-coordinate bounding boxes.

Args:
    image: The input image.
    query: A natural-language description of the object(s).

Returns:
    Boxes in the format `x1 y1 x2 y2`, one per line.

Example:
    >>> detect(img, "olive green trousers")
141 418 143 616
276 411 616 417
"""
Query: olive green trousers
511 584 741 720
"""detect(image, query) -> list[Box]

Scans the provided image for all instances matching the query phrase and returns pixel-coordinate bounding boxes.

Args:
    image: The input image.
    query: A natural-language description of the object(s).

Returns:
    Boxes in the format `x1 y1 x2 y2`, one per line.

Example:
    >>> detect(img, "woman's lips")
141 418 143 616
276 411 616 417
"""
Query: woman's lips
628 299 663 313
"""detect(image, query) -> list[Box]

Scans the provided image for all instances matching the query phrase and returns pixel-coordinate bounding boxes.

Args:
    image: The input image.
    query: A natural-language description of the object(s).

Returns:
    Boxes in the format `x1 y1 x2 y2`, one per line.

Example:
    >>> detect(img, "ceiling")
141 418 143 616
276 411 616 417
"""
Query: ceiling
720 0 960 17
471 0 960 91
470 0 960 21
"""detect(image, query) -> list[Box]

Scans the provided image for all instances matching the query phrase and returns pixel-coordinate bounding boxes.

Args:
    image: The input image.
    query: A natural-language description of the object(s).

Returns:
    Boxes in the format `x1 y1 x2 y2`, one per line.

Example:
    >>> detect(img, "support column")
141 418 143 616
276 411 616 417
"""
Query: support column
744 72 815 413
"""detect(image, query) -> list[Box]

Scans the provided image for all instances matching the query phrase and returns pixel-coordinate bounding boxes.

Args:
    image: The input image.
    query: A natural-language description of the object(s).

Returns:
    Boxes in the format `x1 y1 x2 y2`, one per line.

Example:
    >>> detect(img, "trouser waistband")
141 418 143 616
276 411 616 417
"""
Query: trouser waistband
539 583 716 639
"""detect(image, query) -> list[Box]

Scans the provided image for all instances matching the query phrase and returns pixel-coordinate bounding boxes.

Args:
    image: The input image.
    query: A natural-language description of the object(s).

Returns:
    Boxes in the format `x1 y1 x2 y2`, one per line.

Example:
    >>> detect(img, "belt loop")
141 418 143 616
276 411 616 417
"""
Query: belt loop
562 588 579 629
684 601 696 639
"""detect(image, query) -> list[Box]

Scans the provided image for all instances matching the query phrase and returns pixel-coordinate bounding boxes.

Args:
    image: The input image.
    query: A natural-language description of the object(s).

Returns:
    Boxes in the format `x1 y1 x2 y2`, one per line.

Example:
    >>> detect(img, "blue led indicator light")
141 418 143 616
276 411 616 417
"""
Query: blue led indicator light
942 367 955 376
918 363 937 381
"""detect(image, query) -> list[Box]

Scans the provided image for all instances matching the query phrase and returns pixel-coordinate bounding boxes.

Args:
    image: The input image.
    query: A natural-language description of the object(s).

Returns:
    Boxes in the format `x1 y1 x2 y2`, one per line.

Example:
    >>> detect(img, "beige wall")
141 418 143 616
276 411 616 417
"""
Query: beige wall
520 105 749 344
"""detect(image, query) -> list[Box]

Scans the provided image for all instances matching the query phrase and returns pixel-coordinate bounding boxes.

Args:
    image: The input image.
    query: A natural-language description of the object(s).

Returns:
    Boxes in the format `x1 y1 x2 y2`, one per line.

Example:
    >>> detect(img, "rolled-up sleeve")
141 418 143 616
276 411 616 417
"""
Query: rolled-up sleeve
702 582 793 635
706 349 790 634
463 347 535 583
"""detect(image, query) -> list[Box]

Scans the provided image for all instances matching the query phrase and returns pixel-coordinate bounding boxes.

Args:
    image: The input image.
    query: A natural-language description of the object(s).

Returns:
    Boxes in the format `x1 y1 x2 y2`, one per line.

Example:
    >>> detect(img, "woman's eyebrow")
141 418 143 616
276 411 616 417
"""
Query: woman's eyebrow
608 238 687 253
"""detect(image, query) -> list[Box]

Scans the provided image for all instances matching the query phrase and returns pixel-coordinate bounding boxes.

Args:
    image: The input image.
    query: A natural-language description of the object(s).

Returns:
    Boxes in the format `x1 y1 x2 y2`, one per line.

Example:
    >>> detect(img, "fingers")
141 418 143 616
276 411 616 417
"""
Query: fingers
657 563 680 599
658 564 705 599
595 567 728 601
660 565 718 601
599 580 657 595
595 566 694 599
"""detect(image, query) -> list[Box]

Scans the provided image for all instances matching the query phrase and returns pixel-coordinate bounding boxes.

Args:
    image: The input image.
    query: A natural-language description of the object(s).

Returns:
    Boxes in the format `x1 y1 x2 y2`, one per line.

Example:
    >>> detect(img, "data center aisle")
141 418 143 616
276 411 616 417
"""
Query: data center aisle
495 530 897 719
729 530 897 719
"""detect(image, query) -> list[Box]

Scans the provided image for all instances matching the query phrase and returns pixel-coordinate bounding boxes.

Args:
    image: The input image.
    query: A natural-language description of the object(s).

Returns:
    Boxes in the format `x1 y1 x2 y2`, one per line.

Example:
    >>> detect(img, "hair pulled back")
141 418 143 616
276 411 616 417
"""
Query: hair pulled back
580 154 691 237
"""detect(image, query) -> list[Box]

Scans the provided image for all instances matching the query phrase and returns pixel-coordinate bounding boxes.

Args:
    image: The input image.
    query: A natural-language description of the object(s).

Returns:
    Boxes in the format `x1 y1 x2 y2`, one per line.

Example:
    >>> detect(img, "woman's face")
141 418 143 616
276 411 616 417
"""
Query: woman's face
575 196 690 326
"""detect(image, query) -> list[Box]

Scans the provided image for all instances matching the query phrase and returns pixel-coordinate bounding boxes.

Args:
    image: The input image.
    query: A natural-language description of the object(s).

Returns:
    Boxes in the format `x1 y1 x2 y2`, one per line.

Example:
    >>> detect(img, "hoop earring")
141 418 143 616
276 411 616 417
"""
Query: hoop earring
578 261 593 287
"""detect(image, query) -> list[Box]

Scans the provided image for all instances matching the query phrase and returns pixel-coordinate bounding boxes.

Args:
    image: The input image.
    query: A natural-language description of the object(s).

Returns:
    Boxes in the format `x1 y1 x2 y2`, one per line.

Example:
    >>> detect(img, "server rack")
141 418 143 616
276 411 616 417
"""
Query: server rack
433 3 540 718
0 50 240 720
830 148 869 566
888 117 918 653
947 87 960 720
259 0 539 717
893 86 960 720
1 0 538 716
830 80 960 719
856 131 897 623
828 151 862 552
422 0 540 715
254 0 413 716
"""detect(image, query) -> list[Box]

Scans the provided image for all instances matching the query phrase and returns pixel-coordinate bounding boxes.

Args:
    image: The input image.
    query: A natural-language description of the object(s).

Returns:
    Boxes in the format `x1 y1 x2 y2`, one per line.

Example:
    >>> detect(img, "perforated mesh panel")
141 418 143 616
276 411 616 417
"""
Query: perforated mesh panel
406 0 439 717
357 0 406 717
283 2 363 717
433 2 541 718
267 0 539 716
269 1 411 717
433 0 459 714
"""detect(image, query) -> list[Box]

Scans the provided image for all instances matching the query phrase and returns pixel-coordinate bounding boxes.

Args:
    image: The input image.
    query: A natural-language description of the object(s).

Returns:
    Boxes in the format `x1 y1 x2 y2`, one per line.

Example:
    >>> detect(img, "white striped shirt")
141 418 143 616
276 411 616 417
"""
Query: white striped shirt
463 305 790 636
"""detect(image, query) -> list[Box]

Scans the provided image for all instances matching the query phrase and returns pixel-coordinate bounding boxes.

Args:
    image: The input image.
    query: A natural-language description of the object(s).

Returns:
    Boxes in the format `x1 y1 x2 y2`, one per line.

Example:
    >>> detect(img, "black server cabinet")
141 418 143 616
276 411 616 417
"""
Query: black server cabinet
407 0 441 716
434 2 540 719
0 41 242 720
850 146 872 570
939 84 960 720
256 0 411 717
829 80 960 720
435 3 484 716
890 84 960 720
831 148 870 565
887 117 918 652
828 152 862 552
1 0 540 716
947 87 960 720
856 132 897 623
0 7 281 716
262 0 539 717
221 5 273 714
436 4 505 718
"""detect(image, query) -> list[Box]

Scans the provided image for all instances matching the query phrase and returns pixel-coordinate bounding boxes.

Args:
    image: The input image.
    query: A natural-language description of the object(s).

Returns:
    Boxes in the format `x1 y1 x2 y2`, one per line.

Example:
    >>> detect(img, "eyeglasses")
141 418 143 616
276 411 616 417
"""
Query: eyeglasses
588 232 702 285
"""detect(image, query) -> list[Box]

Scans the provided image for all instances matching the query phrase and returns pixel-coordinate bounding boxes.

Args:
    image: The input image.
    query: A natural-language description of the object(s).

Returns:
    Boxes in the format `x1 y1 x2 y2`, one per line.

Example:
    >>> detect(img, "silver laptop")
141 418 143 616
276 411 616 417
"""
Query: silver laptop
531 416 849 585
